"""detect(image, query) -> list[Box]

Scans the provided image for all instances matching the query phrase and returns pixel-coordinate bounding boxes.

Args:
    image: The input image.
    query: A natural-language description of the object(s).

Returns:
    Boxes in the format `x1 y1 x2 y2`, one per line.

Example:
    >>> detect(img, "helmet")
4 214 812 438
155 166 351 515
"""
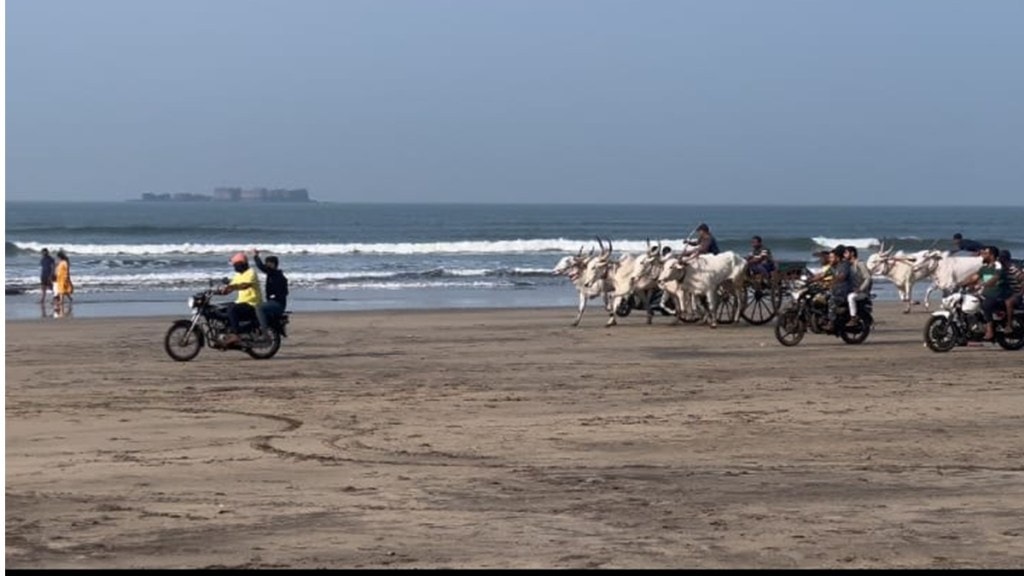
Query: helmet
230 252 248 265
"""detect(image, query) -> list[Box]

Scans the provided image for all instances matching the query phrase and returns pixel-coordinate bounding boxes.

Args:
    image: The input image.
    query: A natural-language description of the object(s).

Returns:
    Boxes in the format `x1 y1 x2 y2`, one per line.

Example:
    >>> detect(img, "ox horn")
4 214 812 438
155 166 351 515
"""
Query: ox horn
577 245 584 257
595 236 605 254
606 237 613 255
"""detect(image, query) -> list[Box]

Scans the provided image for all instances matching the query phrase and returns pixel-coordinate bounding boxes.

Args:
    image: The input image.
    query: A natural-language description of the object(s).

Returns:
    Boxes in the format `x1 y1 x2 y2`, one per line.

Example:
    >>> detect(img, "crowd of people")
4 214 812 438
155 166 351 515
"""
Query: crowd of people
677 224 1022 339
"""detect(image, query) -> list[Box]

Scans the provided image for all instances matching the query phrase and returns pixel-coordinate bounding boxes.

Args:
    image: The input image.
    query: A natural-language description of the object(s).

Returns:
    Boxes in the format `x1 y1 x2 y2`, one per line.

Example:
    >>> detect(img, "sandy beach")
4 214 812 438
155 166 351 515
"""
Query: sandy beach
5 302 1024 568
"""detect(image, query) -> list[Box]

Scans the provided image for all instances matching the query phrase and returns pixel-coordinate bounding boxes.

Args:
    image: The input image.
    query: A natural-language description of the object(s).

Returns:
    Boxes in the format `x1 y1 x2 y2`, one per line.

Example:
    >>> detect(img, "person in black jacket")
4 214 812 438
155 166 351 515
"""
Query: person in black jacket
952 233 984 254
252 249 289 337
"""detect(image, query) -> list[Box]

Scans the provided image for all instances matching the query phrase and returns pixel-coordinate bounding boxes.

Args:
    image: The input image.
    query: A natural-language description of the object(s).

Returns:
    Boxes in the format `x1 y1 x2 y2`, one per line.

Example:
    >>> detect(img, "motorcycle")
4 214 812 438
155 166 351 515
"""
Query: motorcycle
923 289 1024 352
164 279 290 361
774 275 873 346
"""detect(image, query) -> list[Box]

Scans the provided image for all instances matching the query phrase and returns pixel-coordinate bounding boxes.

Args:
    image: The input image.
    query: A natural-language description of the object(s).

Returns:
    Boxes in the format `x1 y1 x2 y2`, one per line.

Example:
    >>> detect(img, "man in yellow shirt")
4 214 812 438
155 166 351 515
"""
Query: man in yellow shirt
220 252 263 346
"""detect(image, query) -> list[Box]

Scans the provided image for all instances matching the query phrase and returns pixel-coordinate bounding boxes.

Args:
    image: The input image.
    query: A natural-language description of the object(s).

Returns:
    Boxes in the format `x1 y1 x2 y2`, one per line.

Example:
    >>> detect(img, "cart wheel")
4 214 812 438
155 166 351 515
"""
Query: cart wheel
714 286 739 325
741 275 776 325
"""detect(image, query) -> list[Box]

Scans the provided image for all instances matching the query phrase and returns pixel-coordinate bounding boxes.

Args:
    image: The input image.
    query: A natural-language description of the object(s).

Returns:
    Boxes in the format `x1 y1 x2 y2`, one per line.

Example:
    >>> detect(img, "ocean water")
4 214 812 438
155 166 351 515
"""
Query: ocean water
5 201 1023 320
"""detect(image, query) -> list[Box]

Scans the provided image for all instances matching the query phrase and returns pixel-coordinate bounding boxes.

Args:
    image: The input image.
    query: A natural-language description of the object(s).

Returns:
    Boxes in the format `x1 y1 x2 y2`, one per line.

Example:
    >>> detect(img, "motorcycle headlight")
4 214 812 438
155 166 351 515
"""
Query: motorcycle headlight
187 296 196 310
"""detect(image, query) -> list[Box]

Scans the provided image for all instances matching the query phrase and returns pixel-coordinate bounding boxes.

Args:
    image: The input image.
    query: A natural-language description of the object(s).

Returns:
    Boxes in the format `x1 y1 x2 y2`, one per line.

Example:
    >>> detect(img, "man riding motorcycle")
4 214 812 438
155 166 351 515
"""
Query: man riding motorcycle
958 245 1008 342
219 252 264 347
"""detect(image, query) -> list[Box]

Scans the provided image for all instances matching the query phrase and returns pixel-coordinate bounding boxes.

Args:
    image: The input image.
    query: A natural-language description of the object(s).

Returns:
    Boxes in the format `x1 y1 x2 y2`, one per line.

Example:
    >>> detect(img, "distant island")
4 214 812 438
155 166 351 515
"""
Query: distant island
138 187 313 203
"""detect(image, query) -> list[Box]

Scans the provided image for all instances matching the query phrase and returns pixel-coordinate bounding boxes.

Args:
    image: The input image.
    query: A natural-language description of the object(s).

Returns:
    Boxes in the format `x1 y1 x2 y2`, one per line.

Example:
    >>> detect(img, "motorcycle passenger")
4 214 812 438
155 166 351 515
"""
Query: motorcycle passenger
827 246 854 331
683 223 720 257
252 249 289 338
219 252 263 347
958 246 1007 342
998 249 1022 333
746 235 775 278
845 246 873 326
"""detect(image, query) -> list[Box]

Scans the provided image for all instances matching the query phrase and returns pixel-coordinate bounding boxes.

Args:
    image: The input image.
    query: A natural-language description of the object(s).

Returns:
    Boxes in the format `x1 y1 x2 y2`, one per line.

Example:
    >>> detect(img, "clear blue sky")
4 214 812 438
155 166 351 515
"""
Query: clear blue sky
5 0 1023 204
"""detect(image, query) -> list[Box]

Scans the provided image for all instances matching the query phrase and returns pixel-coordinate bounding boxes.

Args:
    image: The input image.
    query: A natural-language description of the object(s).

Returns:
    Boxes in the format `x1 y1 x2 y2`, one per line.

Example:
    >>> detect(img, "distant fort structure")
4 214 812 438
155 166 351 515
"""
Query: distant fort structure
139 187 313 202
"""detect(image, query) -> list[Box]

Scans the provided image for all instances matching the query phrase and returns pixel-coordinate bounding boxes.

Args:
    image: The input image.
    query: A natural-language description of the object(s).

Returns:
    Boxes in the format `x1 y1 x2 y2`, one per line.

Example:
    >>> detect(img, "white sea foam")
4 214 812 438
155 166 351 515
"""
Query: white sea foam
811 237 880 249
10 239 688 257
4 268 558 291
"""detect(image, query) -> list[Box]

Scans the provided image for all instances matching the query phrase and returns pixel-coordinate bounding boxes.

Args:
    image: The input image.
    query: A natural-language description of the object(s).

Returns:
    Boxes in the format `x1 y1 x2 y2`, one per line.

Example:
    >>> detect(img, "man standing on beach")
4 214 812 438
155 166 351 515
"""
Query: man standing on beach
39 248 55 304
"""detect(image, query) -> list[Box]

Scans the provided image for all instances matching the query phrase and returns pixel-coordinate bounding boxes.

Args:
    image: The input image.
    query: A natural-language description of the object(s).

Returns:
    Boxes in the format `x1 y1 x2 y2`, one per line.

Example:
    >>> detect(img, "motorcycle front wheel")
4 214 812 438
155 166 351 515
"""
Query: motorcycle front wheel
164 320 204 362
996 316 1024 351
246 327 282 360
774 309 806 347
923 315 957 353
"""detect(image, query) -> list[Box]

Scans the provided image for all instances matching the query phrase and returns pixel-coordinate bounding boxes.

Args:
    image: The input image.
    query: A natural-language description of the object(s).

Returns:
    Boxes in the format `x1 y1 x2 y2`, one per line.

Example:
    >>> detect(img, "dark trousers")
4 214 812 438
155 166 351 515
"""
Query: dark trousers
226 303 257 334
256 300 284 331
749 263 774 277
981 295 1005 324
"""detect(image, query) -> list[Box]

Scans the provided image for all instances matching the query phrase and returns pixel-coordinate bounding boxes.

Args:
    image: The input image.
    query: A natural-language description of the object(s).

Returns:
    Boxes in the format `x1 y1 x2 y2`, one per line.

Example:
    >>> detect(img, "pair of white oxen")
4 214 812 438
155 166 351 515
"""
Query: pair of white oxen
863 241 985 313
553 238 748 328
554 239 986 328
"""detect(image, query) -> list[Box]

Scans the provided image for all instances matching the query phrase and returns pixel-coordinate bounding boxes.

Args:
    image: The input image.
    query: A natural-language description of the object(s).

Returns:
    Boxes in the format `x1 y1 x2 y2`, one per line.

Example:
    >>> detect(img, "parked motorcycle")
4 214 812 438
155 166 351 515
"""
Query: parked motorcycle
164 279 290 361
923 289 1024 352
774 276 873 346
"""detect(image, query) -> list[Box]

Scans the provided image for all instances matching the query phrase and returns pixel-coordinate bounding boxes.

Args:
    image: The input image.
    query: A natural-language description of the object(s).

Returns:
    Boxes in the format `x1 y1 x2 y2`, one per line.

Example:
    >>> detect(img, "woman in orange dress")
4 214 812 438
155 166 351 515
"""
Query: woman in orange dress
54 249 74 312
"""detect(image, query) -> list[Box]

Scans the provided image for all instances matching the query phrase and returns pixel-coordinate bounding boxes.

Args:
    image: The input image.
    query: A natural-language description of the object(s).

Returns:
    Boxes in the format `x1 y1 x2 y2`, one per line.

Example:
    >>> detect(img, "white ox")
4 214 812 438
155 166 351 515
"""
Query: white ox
657 251 747 327
864 242 941 313
916 251 984 308
578 238 666 327
620 238 675 317
553 243 610 327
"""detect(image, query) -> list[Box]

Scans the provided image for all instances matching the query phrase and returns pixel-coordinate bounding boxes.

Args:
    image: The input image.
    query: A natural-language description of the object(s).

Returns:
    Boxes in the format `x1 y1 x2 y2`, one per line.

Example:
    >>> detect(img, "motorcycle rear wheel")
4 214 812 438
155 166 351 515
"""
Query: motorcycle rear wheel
923 315 957 353
996 316 1024 351
774 309 806 347
246 327 282 360
839 316 871 345
164 320 204 362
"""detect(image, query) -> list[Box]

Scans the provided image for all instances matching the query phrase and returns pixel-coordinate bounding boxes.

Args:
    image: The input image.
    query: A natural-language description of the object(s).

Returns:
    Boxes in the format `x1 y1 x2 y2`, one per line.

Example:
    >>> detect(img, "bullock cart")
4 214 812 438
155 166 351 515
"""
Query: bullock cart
738 261 811 325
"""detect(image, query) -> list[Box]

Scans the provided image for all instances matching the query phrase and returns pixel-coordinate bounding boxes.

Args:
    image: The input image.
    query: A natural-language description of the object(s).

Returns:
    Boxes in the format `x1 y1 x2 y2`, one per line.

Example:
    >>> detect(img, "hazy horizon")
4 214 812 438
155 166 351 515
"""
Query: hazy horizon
5 0 1023 206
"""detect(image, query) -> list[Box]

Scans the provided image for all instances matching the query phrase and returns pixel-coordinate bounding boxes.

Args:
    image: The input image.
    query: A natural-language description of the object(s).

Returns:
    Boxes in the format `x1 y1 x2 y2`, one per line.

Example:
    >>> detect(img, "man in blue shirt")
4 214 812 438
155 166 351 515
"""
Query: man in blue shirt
39 248 55 304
